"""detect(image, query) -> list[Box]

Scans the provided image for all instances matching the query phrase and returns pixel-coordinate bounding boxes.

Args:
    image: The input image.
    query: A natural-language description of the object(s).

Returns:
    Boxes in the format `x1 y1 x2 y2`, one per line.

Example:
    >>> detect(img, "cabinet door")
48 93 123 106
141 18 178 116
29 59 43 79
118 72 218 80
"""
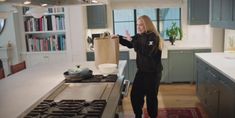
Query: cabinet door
168 50 194 82
219 75 235 118
23 53 49 68
87 5 107 29
211 0 222 26
129 60 137 83
86 52 95 61
206 67 220 118
193 49 211 82
221 0 233 22
120 51 129 81
196 58 208 105
161 59 168 83
188 0 209 25
233 0 235 22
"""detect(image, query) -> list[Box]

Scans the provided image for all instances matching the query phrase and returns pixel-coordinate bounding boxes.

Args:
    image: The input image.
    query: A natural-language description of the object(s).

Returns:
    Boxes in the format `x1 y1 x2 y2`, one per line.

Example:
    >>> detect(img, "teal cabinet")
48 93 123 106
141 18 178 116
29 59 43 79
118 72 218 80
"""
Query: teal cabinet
196 58 207 105
206 66 220 118
168 50 194 82
211 0 235 29
219 75 235 118
86 52 94 61
193 49 211 82
211 0 221 25
87 5 107 29
196 57 235 118
188 0 209 25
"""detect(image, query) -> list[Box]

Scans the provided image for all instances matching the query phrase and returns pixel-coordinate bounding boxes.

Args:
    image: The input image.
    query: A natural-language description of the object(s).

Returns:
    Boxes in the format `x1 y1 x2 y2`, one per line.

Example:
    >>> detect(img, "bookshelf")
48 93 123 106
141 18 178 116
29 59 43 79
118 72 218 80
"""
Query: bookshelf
21 7 68 67
23 7 66 52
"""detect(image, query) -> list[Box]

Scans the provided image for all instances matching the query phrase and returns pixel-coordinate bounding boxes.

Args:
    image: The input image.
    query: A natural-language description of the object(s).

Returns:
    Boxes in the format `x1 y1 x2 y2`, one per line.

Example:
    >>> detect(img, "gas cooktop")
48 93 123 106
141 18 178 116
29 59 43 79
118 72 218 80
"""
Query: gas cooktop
65 74 118 83
24 99 106 118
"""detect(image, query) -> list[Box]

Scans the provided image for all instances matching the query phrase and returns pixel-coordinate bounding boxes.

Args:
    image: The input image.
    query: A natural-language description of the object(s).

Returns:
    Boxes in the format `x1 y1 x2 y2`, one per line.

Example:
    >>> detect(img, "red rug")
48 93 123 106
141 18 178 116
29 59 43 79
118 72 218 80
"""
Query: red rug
144 107 203 118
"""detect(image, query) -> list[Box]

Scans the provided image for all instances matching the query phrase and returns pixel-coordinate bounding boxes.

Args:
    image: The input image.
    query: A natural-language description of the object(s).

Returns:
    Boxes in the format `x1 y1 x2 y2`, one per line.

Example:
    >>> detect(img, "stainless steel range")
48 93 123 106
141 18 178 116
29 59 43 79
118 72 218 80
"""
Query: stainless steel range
22 74 129 118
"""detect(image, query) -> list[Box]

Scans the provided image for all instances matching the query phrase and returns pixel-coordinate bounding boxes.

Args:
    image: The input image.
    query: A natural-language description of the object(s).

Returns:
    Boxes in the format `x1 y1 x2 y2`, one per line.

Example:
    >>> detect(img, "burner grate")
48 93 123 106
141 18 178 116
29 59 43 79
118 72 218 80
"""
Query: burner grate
24 100 106 118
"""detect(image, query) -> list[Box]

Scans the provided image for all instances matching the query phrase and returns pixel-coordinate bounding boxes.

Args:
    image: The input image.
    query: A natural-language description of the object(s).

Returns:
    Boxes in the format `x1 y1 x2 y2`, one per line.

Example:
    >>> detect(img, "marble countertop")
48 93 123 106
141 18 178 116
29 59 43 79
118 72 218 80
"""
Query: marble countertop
0 60 126 118
195 52 235 83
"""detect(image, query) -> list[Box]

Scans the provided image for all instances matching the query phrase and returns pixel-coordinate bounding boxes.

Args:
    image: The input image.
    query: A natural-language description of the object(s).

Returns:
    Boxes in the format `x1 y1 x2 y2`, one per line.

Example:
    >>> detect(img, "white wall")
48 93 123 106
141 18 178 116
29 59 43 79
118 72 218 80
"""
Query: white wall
0 5 21 65
67 5 87 63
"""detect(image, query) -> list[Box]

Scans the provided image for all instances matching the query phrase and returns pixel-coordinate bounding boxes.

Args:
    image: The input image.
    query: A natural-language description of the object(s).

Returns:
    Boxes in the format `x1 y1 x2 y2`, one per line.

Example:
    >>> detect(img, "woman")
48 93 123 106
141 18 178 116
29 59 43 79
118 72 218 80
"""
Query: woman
119 15 163 118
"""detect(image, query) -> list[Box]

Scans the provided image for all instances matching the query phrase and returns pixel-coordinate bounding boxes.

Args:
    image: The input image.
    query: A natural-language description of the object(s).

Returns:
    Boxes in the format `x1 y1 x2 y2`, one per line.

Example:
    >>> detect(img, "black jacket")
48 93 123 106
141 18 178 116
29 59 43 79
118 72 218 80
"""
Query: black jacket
119 32 163 72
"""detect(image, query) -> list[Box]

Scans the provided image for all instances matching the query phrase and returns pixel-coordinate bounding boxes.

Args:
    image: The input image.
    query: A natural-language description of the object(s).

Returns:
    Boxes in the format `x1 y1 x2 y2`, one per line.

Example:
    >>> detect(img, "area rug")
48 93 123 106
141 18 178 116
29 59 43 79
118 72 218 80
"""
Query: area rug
144 107 203 118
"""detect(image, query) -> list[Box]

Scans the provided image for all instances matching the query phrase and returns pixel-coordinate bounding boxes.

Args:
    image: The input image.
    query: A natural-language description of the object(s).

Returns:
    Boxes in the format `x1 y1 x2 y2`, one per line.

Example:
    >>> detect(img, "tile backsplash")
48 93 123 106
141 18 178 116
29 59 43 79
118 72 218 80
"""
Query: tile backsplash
224 29 235 52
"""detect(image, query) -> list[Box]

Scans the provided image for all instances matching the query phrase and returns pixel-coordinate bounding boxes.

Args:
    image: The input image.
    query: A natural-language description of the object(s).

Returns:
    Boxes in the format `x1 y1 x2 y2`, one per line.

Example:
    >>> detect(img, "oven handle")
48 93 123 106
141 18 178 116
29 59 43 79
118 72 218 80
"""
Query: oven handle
121 80 130 97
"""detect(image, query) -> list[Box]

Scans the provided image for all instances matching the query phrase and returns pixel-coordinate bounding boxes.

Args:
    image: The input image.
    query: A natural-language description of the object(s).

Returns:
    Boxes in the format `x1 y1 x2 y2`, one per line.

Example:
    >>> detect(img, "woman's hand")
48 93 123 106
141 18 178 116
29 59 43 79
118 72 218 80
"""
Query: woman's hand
125 30 132 41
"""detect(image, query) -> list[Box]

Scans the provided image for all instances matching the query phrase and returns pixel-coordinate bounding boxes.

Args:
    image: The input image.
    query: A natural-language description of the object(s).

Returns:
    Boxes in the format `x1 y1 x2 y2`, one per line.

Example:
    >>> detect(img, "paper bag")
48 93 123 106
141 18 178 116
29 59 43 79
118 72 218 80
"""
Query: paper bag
94 36 119 68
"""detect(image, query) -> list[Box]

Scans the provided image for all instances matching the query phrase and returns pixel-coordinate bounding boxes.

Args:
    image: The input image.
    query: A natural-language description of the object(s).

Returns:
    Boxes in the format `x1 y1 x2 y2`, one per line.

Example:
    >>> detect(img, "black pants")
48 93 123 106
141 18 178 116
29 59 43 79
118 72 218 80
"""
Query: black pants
131 70 161 118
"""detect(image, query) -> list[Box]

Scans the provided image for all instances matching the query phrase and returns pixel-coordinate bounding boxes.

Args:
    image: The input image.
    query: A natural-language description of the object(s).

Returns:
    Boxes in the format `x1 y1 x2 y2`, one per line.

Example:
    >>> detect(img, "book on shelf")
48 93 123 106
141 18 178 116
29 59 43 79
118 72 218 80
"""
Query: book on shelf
24 15 65 32
25 34 66 52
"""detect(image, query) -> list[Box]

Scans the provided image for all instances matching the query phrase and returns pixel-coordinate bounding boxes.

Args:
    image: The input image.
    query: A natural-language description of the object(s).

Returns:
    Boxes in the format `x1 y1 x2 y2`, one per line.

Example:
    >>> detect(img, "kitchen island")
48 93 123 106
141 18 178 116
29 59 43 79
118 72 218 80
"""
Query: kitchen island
0 60 127 118
195 52 235 118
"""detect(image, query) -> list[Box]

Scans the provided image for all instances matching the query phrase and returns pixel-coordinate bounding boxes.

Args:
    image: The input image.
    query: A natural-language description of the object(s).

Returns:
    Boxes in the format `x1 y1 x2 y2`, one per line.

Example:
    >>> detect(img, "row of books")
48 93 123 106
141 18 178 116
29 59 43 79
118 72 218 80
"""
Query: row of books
25 35 66 52
23 7 64 15
24 15 65 32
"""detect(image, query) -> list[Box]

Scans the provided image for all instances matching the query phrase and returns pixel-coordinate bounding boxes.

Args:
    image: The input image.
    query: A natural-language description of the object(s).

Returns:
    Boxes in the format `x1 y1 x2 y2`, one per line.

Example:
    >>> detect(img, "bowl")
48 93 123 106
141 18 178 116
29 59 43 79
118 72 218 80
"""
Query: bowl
98 63 118 76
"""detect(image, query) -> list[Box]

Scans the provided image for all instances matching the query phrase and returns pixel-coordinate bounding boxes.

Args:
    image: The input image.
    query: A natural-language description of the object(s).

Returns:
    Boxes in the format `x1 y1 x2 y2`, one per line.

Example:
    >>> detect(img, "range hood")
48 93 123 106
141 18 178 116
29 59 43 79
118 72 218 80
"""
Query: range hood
0 0 108 6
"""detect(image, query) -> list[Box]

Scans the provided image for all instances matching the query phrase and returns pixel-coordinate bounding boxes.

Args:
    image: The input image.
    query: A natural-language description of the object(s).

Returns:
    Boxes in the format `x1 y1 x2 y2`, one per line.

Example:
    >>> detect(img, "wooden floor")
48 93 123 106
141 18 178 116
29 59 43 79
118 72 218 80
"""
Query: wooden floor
118 83 209 118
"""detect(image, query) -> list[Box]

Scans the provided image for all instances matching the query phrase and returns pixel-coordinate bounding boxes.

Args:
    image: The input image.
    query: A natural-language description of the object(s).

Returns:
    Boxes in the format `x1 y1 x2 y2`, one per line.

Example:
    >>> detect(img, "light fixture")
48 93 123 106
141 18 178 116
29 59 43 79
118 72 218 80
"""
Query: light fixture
41 3 48 7
91 0 98 3
24 0 31 5
0 0 6 2
25 7 47 18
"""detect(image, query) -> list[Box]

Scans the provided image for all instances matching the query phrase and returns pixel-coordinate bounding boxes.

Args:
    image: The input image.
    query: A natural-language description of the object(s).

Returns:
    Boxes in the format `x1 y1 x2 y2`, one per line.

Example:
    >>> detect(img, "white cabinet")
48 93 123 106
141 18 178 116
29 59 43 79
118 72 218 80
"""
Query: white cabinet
22 52 68 68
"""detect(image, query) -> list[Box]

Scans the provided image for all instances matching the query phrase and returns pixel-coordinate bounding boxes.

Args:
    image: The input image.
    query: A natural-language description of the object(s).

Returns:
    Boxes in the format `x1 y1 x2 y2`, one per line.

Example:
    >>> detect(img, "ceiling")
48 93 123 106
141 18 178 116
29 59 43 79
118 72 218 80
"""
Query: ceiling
0 0 107 6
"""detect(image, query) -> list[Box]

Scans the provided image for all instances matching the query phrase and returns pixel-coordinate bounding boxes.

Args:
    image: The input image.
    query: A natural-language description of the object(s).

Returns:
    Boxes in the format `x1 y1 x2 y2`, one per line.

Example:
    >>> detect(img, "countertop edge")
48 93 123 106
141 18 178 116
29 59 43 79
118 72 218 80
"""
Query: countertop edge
195 53 235 83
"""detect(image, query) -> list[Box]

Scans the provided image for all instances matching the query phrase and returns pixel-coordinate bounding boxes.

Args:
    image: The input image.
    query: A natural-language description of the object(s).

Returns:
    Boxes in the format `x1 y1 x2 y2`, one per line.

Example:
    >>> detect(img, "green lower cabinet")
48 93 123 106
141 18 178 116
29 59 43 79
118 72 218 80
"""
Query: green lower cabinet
168 50 194 82
129 60 137 83
161 59 169 83
129 59 168 83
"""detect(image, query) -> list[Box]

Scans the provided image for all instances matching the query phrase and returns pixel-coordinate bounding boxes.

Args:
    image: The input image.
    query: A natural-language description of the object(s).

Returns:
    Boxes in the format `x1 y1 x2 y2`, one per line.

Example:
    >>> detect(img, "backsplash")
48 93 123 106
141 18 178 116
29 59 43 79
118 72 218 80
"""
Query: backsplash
224 29 235 52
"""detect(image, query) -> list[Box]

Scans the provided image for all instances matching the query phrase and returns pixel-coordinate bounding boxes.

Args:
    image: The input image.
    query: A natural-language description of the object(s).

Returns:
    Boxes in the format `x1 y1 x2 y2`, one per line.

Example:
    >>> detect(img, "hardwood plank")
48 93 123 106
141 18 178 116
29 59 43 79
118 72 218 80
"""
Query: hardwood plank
120 83 209 118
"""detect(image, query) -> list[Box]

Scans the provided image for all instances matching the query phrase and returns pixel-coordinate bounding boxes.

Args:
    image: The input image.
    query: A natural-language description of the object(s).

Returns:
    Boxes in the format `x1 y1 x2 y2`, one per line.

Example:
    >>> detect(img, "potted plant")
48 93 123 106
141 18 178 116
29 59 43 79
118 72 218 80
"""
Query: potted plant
166 22 183 45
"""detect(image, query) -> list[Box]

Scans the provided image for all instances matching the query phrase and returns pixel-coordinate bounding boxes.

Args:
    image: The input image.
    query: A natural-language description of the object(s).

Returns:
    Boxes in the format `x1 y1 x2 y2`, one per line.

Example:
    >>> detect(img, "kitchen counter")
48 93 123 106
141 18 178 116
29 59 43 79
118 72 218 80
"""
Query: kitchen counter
195 52 235 83
0 60 127 118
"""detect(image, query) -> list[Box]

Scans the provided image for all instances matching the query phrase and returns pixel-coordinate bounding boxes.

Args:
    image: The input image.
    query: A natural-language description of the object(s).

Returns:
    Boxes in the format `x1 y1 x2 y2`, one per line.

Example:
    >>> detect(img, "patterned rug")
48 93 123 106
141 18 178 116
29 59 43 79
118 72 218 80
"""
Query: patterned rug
144 107 203 118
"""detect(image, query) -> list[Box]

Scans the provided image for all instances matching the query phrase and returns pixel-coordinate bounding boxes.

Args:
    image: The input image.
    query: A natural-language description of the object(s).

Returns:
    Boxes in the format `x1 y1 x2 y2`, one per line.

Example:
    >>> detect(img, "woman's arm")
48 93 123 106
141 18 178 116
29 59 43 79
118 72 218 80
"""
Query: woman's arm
118 35 133 48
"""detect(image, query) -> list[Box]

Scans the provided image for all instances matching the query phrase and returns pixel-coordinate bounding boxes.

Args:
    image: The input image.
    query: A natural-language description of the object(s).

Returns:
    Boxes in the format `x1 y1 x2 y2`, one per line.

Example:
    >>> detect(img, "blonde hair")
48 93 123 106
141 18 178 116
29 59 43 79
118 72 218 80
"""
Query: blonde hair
138 15 164 50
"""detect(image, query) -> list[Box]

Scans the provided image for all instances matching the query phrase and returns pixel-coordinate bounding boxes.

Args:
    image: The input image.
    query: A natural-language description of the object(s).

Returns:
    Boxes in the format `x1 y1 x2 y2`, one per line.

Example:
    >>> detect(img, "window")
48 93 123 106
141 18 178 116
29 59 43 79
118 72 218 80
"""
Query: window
113 9 135 36
113 8 181 40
